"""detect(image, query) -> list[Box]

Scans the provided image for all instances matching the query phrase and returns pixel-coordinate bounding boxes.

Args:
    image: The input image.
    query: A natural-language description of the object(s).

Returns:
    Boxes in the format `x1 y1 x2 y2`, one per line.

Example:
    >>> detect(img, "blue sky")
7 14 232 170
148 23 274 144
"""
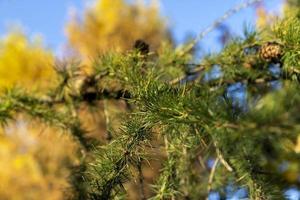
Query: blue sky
0 0 283 54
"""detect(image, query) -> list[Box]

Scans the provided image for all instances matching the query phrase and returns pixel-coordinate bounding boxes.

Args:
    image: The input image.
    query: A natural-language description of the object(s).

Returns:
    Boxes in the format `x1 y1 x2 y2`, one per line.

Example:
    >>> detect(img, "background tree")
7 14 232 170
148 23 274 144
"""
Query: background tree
0 30 55 90
0 30 80 200
65 0 171 60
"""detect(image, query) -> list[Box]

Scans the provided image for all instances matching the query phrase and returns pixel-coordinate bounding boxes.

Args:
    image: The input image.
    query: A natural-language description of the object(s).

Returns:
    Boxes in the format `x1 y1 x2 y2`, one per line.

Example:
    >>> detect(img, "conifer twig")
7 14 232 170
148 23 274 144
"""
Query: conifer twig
213 139 233 172
206 158 219 200
137 159 146 200
169 65 205 85
103 99 112 140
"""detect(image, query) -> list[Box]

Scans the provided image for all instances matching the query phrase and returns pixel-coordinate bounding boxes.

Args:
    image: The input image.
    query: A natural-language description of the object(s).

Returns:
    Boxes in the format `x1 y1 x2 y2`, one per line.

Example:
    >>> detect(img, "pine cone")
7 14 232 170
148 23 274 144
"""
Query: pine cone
259 42 283 62
133 39 149 55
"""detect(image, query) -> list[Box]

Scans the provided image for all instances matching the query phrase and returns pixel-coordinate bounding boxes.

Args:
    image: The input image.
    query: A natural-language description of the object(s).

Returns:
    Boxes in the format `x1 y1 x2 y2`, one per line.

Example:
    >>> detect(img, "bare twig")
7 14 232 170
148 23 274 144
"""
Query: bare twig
213 139 233 172
137 159 146 200
180 0 262 57
103 99 112 141
206 158 220 200
169 65 206 85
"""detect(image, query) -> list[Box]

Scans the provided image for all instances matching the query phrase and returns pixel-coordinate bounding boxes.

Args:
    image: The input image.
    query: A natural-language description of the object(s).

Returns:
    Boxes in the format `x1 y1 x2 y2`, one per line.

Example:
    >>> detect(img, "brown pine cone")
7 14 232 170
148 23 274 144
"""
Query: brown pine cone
133 39 150 55
259 42 283 62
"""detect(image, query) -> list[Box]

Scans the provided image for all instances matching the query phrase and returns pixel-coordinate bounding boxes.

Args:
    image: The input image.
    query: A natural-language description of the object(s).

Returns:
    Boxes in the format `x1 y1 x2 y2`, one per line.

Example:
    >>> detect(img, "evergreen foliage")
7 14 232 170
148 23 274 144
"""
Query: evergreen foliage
1 1 300 199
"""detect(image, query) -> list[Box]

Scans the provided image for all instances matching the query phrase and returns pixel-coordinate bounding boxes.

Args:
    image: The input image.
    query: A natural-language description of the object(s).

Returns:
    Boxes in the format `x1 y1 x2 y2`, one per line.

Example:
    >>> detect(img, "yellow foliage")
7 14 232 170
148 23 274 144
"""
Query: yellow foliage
0 31 55 90
256 6 268 30
295 135 300 153
282 0 300 17
65 0 170 59
0 119 79 200
255 4 278 31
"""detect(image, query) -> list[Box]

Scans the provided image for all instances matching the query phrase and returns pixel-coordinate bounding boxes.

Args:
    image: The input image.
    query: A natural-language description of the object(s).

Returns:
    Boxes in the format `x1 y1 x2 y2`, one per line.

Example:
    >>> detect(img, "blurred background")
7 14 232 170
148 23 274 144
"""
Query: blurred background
0 0 299 199
0 0 282 54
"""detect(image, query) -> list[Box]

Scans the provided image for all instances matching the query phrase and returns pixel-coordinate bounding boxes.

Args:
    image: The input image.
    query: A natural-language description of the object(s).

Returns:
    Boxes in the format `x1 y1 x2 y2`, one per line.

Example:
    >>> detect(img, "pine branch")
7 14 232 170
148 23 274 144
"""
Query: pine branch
85 119 152 199
0 88 93 150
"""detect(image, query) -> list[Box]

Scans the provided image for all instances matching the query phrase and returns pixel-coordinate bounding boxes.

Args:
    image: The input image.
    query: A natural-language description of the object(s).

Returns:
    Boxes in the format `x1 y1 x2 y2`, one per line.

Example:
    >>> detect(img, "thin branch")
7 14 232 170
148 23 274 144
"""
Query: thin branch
179 0 262 57
213 139 233 172
137 159 146 200
206 158 220 200
103 99 112 141
169 65 206 85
